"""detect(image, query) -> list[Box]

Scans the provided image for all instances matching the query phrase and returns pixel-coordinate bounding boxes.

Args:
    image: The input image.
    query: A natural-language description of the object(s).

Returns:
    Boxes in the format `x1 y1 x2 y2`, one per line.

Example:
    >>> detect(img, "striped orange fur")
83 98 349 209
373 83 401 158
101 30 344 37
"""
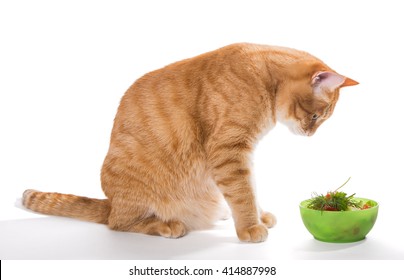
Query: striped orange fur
22 43 358 242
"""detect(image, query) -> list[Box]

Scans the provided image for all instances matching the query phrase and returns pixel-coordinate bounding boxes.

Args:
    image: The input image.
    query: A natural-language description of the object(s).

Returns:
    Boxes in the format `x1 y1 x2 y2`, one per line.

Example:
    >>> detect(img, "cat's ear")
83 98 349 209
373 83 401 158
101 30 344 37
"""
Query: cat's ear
311 71 358 94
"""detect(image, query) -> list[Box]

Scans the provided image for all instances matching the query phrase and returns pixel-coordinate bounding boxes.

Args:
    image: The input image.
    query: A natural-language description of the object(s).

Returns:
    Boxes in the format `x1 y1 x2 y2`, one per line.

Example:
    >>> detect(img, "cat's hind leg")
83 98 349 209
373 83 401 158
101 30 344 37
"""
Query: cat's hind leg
107 197 187 238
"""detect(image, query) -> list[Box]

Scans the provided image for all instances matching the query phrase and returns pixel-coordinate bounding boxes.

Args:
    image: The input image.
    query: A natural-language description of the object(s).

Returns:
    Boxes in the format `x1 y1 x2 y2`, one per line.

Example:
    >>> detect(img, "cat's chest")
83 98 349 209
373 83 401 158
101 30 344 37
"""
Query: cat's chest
254 108 277 142
257 121 276 141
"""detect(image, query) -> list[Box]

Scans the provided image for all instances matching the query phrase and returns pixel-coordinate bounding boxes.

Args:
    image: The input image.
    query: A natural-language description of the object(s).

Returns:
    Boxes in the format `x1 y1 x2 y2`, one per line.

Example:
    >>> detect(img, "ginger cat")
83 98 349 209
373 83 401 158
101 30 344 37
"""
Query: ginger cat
22 43 358 242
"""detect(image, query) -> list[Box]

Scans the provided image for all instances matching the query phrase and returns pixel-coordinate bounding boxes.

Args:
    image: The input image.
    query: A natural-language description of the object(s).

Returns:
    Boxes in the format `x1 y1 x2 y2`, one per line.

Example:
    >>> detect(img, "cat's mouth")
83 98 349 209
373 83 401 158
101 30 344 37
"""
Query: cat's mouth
278 118 315 137
305 130 315 137
289 125 314 137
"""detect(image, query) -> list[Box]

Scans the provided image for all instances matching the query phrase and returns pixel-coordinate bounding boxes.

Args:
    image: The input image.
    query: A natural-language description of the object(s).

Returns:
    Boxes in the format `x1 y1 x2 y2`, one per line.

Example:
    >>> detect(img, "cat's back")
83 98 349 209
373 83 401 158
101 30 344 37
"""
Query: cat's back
125 43 320 95
114 42 326 130
116 44 253 114
113 43 325 132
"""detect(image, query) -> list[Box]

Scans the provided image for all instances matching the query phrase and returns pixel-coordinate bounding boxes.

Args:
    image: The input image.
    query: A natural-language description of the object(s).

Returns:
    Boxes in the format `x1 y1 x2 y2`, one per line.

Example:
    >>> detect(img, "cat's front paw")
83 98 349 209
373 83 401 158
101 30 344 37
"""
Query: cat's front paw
237 224 268 243
260 211 277 228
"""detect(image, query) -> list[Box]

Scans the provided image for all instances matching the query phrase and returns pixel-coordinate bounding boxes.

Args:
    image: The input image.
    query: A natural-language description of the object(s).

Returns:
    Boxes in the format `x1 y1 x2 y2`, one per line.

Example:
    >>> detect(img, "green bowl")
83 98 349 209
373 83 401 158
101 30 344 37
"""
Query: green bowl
299 198 379 243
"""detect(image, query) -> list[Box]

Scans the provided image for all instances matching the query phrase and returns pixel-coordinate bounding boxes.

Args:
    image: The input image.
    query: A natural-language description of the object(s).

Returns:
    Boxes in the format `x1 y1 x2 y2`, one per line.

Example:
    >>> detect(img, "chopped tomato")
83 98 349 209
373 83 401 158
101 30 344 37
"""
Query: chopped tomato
323 205 338 211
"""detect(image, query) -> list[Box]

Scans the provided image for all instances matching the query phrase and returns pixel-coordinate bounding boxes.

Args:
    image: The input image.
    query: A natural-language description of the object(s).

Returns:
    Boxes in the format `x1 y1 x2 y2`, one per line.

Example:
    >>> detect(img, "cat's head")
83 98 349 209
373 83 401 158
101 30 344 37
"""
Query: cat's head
276 69 358 136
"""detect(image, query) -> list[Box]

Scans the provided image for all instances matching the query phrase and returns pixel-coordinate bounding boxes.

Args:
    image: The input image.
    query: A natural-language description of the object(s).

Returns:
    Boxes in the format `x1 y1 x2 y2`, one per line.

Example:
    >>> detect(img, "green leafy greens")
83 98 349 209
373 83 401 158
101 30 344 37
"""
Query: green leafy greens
307 177 362 211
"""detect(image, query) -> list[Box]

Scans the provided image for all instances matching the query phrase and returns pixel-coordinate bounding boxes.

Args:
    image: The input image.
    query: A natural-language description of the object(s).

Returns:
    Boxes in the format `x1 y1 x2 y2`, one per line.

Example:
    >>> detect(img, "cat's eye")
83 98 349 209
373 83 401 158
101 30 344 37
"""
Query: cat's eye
312 114 318 120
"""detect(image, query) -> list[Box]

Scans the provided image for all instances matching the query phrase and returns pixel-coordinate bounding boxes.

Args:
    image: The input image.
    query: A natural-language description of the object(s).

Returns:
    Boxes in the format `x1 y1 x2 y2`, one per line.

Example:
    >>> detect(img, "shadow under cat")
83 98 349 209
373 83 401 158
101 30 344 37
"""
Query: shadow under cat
2 201 402 260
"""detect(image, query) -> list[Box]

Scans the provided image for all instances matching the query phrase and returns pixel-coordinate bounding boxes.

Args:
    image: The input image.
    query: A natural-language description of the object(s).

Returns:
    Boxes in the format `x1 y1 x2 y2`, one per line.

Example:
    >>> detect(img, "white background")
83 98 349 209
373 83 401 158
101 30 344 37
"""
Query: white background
1 0 403 276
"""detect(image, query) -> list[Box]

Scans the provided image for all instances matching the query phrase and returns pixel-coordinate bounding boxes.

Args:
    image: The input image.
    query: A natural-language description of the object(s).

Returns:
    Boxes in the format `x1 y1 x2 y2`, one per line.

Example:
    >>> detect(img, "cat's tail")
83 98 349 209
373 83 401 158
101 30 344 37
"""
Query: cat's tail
22 189 111 224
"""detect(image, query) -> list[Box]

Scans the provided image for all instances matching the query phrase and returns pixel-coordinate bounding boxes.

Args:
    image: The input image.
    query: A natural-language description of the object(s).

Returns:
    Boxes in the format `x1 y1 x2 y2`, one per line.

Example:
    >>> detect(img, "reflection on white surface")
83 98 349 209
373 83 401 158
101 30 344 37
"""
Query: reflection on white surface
1 214 403 260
